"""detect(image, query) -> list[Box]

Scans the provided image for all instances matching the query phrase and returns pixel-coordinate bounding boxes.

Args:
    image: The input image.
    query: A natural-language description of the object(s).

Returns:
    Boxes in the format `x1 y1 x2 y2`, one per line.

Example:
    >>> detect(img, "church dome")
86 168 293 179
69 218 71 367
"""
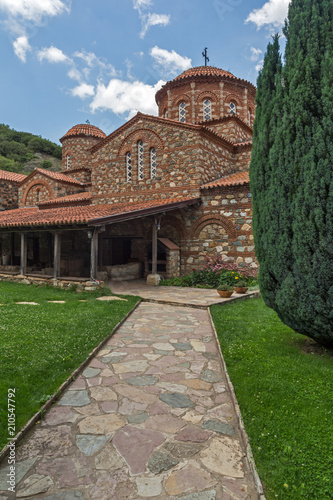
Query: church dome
174 66 234 81
60 123 106 142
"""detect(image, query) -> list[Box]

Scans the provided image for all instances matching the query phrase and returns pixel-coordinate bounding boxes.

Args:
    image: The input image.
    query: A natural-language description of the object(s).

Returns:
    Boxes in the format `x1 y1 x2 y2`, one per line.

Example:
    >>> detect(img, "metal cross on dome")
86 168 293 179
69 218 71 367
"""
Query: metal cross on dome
202 47 209 66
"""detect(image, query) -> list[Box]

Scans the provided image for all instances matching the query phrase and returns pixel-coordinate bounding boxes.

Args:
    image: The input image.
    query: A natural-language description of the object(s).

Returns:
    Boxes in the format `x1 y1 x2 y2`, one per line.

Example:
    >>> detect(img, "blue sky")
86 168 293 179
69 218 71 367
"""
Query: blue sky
0 0 290 145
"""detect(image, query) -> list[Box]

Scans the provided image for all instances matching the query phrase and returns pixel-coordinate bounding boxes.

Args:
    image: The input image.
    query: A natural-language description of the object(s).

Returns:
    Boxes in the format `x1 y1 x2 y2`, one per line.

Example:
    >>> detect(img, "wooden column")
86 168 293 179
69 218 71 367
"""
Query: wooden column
90 229 99 280
20 233 27 276
152 218 158 275
54 232 61 279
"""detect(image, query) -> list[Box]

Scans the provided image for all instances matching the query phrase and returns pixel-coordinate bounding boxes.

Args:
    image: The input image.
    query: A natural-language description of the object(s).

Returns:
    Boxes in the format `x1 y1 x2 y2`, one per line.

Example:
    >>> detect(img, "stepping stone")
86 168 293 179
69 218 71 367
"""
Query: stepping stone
152 343 175 351
76 434 110 456
44 493 86 500
200 437 245 478
172 342 192 351
200 370 223 383
135 477 163 497
125 375 158 386
165 463 217 496
82 367 100 378
175 425 212 443
202 419 235 436
127 411 149 424
163 442 203 459
0 457 38 491
148 451 179 474
16 474 53 498
59 390 90 407
78 414 125 434
47 300 66 303
178 491 217 500
96 296 127 301
159 393 195 408
112 426 165 475
16 302 39 305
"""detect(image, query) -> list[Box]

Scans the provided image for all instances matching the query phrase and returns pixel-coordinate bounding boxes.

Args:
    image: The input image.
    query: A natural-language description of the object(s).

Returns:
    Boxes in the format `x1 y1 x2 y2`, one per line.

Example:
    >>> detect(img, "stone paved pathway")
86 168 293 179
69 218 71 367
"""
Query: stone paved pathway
0 302 258 500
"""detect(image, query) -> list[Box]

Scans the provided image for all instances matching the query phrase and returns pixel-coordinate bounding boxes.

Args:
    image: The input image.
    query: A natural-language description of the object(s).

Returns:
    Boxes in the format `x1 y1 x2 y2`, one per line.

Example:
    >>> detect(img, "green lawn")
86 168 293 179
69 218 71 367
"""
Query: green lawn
0 281 139 450
211 297 333 500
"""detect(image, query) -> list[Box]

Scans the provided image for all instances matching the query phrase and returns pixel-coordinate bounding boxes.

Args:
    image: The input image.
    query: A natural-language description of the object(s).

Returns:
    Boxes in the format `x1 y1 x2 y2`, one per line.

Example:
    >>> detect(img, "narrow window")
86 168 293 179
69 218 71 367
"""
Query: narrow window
36 188 40 203
138 140 144 180
126 151 132 182
66 154 70 169
248 108 252 125
179 102 186 122
203 99 211 121
230 101 236 115
150 148 156 179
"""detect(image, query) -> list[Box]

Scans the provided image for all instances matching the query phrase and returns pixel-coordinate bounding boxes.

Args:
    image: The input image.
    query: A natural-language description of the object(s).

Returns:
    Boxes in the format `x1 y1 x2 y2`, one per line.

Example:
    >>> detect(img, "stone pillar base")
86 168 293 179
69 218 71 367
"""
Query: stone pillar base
146 274 161 286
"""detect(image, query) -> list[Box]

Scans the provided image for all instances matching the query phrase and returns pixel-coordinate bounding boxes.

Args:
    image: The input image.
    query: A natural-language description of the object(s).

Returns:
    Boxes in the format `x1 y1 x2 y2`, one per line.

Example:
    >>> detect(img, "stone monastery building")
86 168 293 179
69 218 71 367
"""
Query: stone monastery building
0 66 257 283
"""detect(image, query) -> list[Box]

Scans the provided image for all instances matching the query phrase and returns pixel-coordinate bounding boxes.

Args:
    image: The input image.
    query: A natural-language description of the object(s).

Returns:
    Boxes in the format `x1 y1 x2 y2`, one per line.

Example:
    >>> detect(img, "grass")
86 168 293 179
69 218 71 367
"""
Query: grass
211 297 333 500
0 281 139 450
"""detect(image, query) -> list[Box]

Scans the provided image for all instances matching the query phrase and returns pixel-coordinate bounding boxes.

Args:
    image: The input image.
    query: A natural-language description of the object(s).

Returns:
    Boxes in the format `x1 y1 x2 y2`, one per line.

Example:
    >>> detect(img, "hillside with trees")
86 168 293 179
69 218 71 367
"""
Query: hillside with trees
0 124 62 174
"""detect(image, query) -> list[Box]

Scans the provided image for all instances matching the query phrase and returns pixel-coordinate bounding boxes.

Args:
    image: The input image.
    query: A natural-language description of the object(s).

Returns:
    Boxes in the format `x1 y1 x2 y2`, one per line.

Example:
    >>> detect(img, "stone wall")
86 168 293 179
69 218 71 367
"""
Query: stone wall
61 136 101 171
207 118 252 144
0 180 19 210
90 117 249 205
18 173 84 207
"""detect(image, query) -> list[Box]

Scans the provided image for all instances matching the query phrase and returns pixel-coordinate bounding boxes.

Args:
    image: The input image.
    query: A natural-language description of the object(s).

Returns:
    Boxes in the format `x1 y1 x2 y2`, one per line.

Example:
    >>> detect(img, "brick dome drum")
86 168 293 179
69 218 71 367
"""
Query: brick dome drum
155 65 256 126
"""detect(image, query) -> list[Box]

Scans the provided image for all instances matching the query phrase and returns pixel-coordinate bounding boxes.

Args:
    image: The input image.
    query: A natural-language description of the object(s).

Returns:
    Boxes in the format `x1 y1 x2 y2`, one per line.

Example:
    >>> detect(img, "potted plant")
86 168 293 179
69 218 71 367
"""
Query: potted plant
217 284 234 298
234 280 248 294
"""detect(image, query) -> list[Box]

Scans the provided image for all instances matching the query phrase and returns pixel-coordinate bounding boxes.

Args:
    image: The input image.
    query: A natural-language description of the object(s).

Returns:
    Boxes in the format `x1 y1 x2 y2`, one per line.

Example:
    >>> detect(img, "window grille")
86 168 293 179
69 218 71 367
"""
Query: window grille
138 141 144 180
150 148 156 178
230 102 236 115
126 151 132 182
203 99 211 121
66 155 70 169
179 102 186 122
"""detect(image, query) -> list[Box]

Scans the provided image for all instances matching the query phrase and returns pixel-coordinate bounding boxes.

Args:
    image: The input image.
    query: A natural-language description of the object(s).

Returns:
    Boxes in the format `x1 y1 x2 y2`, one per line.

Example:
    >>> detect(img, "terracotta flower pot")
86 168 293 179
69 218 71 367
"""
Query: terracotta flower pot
234 286 248 294
217 290 234 298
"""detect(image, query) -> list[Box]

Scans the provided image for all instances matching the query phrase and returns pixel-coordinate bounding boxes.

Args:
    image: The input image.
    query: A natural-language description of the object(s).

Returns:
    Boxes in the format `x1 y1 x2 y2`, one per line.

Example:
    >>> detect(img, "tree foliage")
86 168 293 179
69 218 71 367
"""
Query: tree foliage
250 0 333 347
0 124 62 173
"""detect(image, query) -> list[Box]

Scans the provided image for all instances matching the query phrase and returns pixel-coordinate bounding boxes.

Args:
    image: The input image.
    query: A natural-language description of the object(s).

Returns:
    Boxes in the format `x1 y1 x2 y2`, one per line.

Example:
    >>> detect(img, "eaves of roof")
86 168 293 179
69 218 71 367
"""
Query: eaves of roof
201 171 250 190
0 170 27 183
19 168 84 187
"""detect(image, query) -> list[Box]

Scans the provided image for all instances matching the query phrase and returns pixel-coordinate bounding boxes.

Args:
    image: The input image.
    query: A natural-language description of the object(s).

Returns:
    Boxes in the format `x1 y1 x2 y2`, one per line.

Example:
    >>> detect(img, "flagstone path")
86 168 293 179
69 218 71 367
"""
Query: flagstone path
0 301 259 499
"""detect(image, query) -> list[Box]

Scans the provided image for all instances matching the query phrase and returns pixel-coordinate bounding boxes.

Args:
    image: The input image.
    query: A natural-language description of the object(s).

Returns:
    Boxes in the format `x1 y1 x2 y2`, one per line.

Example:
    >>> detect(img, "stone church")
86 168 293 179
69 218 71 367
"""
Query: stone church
0 65 256 285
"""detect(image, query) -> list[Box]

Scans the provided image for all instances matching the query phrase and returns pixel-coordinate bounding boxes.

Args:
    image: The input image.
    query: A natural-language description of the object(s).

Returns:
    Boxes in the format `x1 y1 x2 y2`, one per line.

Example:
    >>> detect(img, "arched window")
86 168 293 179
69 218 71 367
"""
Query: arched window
36 188 40 203
203 99 211 121
230 101 236 115
138 140 144 180
66 154 70 170
126 151 132 182
150 148 156 179
179 102 186 122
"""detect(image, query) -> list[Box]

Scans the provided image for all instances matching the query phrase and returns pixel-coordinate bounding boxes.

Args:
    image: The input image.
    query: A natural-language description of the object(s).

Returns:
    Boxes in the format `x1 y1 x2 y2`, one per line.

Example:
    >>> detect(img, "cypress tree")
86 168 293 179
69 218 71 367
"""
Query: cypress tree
250 0 333 347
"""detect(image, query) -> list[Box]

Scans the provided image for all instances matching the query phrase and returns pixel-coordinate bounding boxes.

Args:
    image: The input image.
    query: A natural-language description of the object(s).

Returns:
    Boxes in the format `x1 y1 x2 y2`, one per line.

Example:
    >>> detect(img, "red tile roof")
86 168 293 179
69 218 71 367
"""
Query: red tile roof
37 191 92 208
201 171 250 189
0 196 200 229
175 66 234 80
60 124 106 142
0 170 27 183
23 168 84 186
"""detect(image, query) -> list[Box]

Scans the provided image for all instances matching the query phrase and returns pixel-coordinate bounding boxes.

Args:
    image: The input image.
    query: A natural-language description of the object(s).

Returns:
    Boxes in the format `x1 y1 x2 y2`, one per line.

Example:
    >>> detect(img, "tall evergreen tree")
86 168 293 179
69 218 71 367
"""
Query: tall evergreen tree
250 0 333 347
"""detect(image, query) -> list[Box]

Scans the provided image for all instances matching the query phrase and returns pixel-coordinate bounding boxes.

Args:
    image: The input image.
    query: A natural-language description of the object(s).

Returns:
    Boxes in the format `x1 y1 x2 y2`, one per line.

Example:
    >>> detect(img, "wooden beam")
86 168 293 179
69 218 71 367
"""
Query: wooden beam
90 230 99 280
54 232 61 279
152 218 158 275
20 233 27 276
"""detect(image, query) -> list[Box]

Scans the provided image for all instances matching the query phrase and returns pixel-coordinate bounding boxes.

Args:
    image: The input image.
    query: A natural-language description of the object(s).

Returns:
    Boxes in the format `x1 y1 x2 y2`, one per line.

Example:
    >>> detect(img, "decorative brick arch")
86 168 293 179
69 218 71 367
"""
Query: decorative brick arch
172 93 191 107
224 94 241 107
196 90 219 105
118 128 164 156
22 179 53 206
189 215 237 240
145 214 186 241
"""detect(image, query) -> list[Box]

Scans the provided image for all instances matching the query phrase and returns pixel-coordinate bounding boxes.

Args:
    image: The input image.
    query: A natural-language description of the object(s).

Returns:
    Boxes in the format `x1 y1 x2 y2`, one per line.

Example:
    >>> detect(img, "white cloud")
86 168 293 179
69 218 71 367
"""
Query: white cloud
73 50 118 79
250 47 263 61
140 13 170 38
0 0 70 23
90 78 165 119
246 0 290 29
67 67 82 81
132 0 170 38
13 35 30 62
70 83 95 99
0 0 70 61
37 45 70 63
255 59 264 72
150 46 191 77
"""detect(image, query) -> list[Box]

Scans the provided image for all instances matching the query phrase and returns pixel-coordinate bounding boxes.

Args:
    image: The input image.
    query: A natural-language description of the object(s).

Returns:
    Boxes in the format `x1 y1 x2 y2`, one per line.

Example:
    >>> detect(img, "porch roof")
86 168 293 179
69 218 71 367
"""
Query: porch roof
0 196 201 229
